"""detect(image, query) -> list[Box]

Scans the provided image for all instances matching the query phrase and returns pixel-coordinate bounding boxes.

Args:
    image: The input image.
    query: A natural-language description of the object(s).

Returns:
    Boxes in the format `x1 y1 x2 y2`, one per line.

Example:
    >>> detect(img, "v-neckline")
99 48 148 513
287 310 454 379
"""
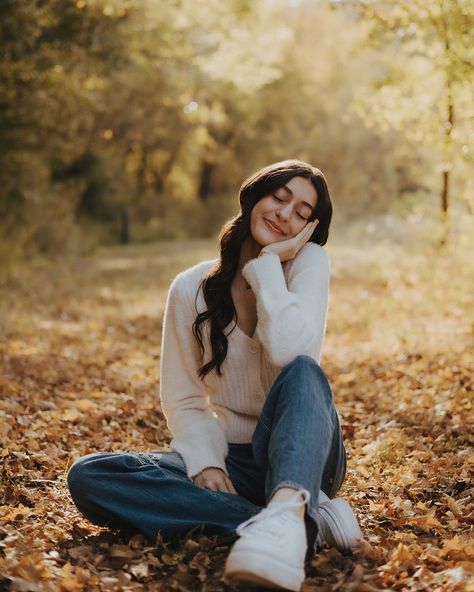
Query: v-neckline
226 320 257 342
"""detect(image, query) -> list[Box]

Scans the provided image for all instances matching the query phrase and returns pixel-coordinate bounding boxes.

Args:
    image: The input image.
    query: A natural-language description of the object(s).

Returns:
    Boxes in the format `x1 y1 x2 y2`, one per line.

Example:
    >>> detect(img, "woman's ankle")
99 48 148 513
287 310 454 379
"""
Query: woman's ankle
269 487 306 518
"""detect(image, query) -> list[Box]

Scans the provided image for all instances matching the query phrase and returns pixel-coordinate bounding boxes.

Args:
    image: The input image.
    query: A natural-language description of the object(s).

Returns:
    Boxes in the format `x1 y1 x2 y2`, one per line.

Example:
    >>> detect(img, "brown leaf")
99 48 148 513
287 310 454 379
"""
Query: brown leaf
406 512 444 533
59 563 84 592
440 535 474 560
61 409 80 423
129 561 149 578
74 399 96 412
108 544 139 559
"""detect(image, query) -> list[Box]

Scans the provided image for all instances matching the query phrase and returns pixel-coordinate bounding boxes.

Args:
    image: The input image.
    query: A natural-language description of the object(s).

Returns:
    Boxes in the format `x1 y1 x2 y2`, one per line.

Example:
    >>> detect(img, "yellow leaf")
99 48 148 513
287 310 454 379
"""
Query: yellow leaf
390 543 416 566
74 399 95 412
357 465 371 478
339 372 358 384
445 495 462 517
89 390 107 399
440 536 474 559
397 471 416 486
407 513 444 533
62 409 80 422
59 563 83 592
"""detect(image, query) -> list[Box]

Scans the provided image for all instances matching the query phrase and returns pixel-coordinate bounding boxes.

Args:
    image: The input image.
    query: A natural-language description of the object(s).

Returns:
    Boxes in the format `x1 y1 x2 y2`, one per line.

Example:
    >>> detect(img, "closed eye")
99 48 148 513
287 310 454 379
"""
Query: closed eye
272 194 308 220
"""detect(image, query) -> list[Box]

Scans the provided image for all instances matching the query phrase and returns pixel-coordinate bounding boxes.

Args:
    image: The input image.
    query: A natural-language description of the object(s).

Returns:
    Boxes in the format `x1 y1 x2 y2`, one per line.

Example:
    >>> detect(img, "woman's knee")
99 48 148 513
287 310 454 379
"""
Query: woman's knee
67 452 110 501
269 356 336 421
282 355 330 390
283 355 321 376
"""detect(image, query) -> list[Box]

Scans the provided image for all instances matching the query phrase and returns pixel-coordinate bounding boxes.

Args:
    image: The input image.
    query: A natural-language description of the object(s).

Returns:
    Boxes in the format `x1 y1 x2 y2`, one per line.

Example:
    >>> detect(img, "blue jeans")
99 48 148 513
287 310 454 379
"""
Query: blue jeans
67 356 347 560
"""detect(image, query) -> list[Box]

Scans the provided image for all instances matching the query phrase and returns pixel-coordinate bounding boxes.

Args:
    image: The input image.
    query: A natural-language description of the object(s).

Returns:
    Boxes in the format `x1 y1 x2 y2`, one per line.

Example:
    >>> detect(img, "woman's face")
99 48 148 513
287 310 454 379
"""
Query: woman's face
249 176 318 247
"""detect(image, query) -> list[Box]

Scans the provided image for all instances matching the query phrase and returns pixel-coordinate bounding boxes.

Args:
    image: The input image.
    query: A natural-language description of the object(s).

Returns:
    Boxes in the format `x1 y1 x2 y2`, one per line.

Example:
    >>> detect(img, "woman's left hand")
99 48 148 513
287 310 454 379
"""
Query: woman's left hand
259 219 319 262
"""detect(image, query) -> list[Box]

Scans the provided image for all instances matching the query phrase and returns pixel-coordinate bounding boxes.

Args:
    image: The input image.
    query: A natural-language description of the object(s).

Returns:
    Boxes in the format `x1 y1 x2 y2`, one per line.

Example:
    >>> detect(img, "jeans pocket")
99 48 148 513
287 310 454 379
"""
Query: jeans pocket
155 451 187 474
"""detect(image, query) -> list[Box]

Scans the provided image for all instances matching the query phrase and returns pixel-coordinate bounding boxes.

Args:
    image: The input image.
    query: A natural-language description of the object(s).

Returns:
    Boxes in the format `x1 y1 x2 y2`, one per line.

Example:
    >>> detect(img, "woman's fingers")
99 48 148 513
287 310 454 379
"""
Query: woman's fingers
303 219 319 241
290 219 319 257
307 219 319 233
293 219 317 249
225 477 238 495
211 476 237 494
298 219 318 241
194 474 237 495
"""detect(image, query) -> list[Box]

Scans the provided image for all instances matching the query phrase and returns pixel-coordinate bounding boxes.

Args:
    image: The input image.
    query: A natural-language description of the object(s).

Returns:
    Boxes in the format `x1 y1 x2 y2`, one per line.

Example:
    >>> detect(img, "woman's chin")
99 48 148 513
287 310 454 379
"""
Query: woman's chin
250 225 287 247
254 235 277 248
257 227 285 245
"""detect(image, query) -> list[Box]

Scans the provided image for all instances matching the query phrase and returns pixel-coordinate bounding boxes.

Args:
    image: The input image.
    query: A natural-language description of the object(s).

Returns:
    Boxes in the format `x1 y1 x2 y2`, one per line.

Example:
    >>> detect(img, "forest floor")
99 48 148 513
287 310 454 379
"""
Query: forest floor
1 222 473 591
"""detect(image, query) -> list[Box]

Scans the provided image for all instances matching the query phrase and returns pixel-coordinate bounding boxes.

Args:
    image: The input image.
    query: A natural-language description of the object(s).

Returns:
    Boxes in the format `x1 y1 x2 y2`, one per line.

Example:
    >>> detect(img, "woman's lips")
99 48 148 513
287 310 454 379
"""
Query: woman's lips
264 219 285 235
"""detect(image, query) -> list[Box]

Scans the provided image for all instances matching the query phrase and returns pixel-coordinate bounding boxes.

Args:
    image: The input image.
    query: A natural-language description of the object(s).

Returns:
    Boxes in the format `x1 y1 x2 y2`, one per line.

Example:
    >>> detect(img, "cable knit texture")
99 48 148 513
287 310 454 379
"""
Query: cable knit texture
159 242 330 478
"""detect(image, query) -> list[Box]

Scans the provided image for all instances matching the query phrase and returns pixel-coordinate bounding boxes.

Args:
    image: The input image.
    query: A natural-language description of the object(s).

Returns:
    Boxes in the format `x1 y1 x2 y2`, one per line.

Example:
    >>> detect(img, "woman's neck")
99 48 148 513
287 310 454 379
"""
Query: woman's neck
237 236 262 275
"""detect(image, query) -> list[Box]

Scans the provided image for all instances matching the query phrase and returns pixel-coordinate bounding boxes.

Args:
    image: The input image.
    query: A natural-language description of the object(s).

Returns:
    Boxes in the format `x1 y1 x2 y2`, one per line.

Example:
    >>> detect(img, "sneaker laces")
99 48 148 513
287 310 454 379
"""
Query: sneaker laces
236 489 310 538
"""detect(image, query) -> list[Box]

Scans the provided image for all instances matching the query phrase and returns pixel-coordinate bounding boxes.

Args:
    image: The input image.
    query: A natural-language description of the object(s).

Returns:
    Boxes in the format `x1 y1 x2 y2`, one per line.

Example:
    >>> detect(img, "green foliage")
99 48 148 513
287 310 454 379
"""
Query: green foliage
344 0 474 217
0 0 131 261
0 0 472 266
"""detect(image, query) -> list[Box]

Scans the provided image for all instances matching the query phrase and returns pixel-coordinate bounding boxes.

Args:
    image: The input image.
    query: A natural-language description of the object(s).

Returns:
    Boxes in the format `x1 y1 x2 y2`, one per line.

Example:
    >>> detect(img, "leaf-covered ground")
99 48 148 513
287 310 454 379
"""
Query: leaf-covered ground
1 231 473 591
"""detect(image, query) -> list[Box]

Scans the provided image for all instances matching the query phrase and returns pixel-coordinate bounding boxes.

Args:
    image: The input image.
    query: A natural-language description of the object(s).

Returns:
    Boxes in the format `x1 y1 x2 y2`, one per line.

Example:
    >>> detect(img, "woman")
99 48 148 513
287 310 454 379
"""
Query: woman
67 160 362 591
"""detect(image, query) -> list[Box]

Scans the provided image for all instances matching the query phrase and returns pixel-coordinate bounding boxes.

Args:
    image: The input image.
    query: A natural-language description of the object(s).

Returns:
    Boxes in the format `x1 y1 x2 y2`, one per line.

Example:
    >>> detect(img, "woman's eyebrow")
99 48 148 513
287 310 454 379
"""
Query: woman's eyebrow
281 184 314 211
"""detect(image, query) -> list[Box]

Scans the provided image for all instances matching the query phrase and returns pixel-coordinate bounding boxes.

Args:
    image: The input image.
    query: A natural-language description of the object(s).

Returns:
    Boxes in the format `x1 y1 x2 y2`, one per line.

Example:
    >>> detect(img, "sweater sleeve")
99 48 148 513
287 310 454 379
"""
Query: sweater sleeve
159 274 229 479
241 243 330 367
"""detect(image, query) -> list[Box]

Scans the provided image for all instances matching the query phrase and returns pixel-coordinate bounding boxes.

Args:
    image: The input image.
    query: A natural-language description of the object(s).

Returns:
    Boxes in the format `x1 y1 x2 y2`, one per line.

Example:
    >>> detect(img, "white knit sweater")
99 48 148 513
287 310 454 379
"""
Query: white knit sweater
159 242 330 479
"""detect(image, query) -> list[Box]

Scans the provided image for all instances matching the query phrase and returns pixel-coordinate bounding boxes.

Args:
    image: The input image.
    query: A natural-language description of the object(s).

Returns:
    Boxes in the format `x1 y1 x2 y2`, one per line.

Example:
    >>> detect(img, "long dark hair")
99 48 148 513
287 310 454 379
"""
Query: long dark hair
192 159 332 380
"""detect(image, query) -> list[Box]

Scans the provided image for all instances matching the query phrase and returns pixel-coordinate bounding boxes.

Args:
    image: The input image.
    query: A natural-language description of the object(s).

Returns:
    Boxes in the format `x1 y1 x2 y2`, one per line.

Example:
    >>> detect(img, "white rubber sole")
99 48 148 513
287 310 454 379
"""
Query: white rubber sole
317 495 363 552
224 549 305 591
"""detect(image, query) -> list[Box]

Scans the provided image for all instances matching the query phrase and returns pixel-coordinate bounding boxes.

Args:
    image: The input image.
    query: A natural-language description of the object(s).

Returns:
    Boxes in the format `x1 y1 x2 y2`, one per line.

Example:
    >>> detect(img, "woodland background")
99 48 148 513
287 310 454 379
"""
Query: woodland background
1 0 473 591
1 0 473 260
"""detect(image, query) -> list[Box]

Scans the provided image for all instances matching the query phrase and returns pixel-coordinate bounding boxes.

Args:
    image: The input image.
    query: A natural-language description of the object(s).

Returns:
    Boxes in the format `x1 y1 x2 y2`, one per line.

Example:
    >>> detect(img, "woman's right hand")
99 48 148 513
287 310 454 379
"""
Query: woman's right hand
259 218 319 262
192 467 238 495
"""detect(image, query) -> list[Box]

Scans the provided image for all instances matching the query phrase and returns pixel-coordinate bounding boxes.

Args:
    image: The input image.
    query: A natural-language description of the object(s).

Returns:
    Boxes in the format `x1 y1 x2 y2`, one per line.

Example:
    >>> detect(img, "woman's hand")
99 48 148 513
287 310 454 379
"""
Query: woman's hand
259 219 319 262
192 467 238 495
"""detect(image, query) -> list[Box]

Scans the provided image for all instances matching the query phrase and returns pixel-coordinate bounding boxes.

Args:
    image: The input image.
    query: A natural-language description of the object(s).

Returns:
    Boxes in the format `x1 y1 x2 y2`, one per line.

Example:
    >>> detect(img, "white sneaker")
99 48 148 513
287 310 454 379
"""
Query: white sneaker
224 489 310 591
315 490 363 553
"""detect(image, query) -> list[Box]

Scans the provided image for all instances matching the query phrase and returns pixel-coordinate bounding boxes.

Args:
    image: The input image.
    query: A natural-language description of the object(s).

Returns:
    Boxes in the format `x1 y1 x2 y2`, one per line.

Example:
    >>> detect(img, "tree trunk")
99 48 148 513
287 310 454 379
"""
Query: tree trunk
119 207 130 245
441 77 454 219
198 160 215 202
439 16 455 246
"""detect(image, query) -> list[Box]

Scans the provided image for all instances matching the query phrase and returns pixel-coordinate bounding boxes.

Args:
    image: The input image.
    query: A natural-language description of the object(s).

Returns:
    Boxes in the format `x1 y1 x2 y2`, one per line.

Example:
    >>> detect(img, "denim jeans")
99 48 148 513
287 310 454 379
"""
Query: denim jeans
67 355 347 560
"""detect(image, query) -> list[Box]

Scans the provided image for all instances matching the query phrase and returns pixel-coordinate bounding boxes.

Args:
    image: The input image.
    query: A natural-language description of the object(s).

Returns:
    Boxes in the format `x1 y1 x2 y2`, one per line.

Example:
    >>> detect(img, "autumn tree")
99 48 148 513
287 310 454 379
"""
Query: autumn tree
0 0 133 256
2 0 472 261
332 0 474 234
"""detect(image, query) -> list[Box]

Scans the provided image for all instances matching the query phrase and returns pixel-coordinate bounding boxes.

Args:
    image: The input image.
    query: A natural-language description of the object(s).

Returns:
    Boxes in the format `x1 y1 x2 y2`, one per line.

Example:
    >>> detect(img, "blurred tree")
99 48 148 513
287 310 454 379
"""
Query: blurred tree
0 0 132 255
208 1 422 215
2 0 471 264
332 0 474 232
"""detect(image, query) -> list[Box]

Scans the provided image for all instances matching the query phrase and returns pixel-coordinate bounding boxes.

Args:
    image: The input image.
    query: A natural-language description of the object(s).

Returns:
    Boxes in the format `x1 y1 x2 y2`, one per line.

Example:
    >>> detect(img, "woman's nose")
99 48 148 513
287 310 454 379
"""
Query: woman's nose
276 203 292 221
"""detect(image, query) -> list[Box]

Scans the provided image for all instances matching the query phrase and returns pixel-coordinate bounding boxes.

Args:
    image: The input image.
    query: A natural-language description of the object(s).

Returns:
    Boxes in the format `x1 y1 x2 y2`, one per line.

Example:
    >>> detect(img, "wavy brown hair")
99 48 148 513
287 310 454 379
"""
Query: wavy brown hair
192 159 333 380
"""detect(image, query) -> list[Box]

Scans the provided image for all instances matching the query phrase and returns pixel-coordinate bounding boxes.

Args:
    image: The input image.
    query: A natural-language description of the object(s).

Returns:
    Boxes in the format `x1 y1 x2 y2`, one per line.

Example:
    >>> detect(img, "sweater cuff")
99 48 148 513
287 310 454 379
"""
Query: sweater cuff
169 422 229 479
241 252 287 296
